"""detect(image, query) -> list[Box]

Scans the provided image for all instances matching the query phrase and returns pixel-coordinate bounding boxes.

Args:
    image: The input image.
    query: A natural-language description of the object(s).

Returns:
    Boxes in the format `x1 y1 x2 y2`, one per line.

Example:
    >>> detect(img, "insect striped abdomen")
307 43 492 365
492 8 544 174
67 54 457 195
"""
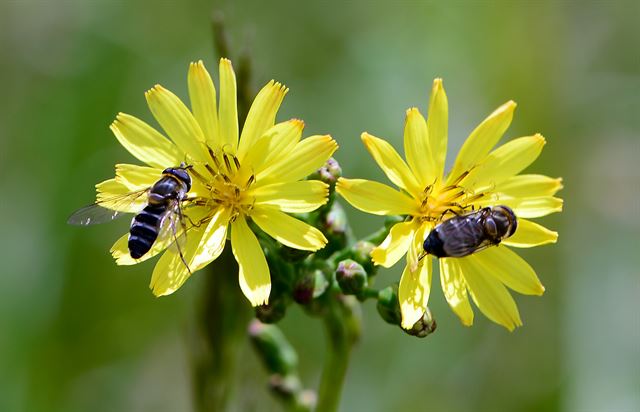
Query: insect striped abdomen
128 205 166 259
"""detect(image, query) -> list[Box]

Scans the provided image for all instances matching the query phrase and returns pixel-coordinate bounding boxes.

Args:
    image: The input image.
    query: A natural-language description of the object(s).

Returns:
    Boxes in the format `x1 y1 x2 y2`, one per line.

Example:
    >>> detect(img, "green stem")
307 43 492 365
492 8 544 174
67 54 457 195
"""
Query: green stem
359 287 380 301
191 247 252 412
315 297 360 412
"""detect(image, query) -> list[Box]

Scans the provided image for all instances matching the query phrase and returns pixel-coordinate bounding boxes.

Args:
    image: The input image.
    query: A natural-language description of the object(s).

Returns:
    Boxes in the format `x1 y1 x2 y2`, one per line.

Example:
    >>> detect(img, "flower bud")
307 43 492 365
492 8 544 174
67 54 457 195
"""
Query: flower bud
310 157 342 186
376 284 402 325
292 273 315 305
248 320 298 376
325 202 348 237
350 240 376 275
268 374 302 401
293 269 330 305
319 202 351 255
336 259 368 295
255 295 288 324
404 308 437 338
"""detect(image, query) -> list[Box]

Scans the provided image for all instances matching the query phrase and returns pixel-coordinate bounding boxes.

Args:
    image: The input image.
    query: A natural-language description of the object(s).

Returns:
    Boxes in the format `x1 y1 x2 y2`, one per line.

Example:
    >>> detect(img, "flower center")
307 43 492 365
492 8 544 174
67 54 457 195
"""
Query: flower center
415 171 487 224
192 148 256 221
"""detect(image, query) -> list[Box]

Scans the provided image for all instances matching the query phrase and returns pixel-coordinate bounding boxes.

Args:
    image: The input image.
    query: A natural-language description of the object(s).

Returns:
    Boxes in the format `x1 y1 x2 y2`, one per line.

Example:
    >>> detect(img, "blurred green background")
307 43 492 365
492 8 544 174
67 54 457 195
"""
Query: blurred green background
1 1 638 411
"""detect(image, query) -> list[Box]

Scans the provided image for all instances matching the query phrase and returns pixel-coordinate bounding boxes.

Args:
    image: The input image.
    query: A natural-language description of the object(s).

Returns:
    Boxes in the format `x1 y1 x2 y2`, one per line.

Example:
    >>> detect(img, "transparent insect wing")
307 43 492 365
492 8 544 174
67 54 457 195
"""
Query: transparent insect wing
157 203 188 249
67 188 149 226
153 201 193 272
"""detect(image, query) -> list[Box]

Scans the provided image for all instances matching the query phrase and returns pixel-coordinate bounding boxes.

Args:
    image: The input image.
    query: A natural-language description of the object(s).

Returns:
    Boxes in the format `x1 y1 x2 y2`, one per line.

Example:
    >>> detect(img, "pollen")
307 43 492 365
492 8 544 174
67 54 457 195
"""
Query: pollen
415 171 489 224
199 148 256 221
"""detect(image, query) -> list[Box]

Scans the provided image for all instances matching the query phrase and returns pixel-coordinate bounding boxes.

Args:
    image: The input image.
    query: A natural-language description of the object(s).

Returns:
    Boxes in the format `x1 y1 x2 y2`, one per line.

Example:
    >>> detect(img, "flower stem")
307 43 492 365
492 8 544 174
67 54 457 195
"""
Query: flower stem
316 296 361 412
191 247 251 412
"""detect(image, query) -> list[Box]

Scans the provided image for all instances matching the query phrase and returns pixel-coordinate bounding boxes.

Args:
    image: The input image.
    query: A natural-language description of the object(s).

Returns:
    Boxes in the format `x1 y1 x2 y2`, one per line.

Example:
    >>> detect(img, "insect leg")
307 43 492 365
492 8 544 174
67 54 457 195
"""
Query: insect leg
169 211 192 275
438 204 471 220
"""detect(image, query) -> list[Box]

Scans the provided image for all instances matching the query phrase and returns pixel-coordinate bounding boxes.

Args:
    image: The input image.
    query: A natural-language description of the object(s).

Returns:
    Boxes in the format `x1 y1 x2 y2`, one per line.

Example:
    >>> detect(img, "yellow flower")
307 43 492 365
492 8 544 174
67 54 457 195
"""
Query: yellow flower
100 59 337 305
337 79 562 330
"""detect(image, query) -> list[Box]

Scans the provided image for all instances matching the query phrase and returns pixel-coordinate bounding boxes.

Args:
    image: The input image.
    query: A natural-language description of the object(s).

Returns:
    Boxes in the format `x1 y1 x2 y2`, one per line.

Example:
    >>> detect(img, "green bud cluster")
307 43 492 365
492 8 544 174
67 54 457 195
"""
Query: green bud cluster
249 159 438 408
251 159 438 337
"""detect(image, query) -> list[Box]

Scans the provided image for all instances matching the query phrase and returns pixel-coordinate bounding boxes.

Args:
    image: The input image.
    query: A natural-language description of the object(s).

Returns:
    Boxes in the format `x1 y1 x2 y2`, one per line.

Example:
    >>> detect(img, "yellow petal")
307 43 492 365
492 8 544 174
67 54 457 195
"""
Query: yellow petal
463 134 546 190
426 78 448 181
258 135 338 185
439 259 474 326
111 233 133 264
472 246 545 295
371 221 415 268
115 164 162 190
149 225 207 297
399 257 433 329
495 174 563 198
251 206 327 251
252 180 329 213
218 58 238 153
110 113 182 169
188 60 219 146
237 80 288 160
190 207 231 269
336 178 418 216
403 108 434 188
363 132 422 197
502 218 558 248
459 256 522 331
407 223 429 273
240 119 304 175
483 196 563 218
145 85 208 163
96 178 129 198
231 216 271 306
448 100 517 183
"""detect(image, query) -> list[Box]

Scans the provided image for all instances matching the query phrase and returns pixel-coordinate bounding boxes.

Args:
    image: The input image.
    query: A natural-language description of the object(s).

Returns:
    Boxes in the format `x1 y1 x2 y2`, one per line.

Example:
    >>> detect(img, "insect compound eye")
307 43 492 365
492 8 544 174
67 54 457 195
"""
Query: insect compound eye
163 167 192 191
483 217 498 238
175 169 191 188
493 205 517 238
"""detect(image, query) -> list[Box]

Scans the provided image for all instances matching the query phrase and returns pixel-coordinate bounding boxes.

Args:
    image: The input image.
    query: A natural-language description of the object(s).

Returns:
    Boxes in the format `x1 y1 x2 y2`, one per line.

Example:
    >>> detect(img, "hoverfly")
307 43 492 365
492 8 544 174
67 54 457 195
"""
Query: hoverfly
422 205 517 258
68 165 195 265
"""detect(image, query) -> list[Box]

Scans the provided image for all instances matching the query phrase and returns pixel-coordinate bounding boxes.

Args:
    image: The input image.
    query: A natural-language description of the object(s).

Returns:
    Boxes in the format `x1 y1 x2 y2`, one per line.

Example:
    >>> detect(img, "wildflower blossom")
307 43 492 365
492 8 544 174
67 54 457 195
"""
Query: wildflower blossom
102 59 337 305
337 79 562 330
